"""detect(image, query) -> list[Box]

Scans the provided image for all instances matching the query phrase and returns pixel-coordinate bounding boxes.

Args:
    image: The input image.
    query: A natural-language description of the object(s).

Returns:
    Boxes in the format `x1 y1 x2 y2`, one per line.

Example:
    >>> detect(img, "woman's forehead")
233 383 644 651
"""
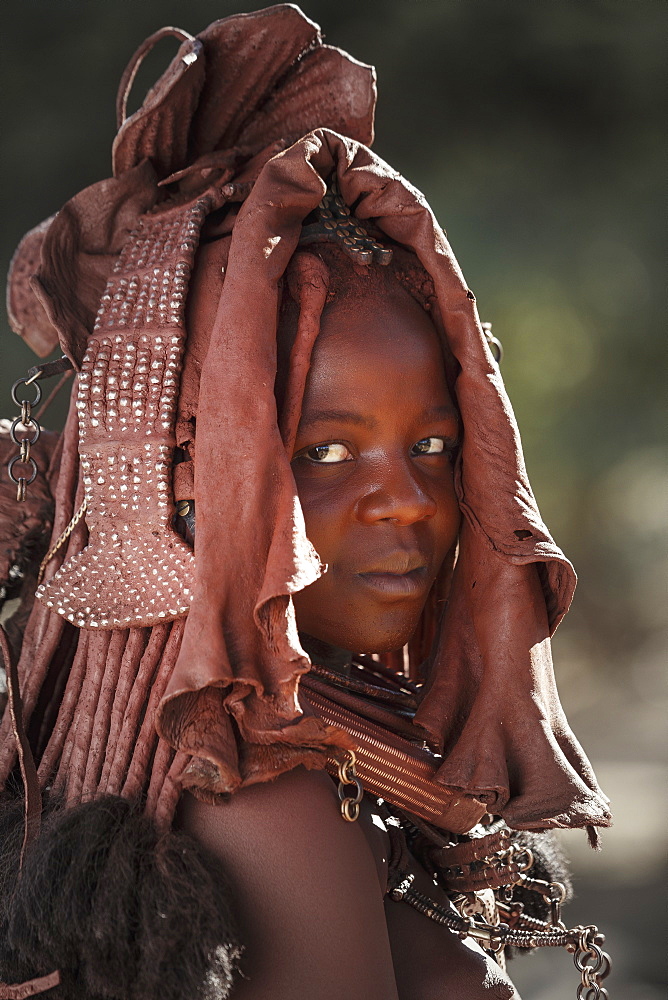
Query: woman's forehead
304 289 455 413
316 281 443 360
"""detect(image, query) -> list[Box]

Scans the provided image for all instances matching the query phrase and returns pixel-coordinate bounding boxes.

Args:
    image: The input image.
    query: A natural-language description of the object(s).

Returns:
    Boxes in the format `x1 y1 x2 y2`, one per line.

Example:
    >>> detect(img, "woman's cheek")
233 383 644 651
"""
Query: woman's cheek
295 479 351 558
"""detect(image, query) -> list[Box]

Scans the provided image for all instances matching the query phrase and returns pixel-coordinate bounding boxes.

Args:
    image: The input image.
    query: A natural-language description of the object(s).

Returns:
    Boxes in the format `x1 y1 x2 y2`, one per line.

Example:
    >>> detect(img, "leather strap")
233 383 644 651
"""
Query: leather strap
303 678 487 834
0 626 41 865
0 971 61 999
115 25 197 128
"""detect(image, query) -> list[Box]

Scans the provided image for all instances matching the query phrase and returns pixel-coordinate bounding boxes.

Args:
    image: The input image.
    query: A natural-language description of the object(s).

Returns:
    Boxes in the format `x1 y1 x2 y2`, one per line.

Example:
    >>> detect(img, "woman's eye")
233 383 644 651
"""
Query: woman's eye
410 437 445 456
303 443 352 464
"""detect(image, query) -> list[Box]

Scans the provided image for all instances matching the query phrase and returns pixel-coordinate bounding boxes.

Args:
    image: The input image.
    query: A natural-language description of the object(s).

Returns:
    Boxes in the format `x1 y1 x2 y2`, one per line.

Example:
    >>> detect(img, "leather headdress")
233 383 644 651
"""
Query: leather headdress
2 5 609 835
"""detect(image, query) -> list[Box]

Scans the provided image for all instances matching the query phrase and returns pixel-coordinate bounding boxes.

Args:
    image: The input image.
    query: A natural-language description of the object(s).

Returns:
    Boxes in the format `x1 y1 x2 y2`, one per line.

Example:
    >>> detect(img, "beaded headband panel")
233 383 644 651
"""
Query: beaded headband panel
36 192 223 629
299 177 393 266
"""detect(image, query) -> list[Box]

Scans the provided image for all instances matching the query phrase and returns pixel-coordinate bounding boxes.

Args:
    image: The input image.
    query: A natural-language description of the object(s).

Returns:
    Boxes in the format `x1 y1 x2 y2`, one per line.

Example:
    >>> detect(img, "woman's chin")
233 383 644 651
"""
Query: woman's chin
301 612 421 658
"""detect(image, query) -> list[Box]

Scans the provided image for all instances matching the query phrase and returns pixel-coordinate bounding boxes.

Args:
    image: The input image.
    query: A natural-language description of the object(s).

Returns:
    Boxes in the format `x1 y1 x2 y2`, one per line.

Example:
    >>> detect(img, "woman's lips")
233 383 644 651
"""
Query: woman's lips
356 566 428 598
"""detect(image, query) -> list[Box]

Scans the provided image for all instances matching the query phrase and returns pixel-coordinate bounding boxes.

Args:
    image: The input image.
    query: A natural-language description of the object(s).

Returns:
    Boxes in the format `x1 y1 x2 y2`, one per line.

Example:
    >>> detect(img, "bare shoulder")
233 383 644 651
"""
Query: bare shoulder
177 767 398 1000
177 770 520 1000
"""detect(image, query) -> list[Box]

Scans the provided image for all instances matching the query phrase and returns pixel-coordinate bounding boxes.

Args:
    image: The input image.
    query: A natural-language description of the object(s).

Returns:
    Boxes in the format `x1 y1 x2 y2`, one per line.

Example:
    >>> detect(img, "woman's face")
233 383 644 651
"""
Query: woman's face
291 282 461 653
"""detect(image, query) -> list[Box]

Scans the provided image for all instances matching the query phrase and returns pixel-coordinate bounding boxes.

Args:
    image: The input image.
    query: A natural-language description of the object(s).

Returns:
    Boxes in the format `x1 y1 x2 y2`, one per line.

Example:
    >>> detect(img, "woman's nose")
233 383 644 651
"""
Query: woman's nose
354 459 438 525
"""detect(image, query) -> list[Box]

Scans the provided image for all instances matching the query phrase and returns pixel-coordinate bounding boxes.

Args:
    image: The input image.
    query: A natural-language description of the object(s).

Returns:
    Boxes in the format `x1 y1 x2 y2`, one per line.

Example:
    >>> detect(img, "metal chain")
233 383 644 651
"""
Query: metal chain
335 750 364 822
7 358 73 503
573 926 611 999
8 376 42 501
390 874 611 997
36 498 88 586
385 804 612 995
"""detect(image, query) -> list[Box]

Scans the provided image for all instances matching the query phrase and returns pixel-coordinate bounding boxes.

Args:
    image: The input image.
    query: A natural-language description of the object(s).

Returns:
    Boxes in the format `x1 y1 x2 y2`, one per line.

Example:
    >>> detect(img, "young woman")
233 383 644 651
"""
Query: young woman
177 233 519 999
0 7 610 999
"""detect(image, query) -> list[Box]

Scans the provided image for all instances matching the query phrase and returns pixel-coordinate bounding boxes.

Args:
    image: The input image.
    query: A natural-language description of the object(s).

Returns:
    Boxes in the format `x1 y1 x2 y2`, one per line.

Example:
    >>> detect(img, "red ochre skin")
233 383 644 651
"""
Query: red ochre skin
291 281 461 654
180 284 520 999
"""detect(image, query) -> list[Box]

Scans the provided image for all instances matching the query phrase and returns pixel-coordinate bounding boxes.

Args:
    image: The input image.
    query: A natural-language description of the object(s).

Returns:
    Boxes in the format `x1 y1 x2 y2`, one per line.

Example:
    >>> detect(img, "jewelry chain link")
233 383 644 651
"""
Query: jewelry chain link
392 874 611 998
8 377 42 502
37 498 88 586
336 750 363 822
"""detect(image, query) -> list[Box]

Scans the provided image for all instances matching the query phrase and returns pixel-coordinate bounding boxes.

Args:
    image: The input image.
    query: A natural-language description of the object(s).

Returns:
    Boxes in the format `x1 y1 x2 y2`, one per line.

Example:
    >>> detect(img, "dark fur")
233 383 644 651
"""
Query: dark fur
509 829 573 916
506 829 573 961
0 795 241 999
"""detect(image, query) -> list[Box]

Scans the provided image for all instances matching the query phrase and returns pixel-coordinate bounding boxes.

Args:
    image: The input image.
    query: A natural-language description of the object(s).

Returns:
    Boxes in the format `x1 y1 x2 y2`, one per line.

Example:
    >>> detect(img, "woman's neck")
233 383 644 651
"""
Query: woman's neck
299 633 353 675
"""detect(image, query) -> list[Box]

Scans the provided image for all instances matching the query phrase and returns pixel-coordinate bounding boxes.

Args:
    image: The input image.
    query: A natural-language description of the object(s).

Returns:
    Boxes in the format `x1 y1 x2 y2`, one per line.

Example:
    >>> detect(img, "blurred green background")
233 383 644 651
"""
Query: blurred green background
0 1 665 996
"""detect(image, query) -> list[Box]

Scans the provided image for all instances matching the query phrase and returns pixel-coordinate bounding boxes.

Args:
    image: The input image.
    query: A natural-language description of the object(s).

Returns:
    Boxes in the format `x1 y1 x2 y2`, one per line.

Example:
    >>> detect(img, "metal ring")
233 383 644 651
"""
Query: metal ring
337 760 356 784
548 881 567 904
576 985 603 1000
10 415 41 446
574 946 606 975
514 847 534 872
488 926 507 954
341 798 360 822
337 776 364 807
598 953 611 981
11 378 42 408
481 322 504 365
8 454 38 486
335 750 357 784
487 335 504 364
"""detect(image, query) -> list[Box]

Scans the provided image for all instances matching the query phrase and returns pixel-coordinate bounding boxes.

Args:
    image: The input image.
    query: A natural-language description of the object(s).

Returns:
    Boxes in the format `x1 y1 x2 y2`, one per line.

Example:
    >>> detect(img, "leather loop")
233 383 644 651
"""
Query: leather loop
434 829 510 868
116 26 197 129
0 970 61 999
